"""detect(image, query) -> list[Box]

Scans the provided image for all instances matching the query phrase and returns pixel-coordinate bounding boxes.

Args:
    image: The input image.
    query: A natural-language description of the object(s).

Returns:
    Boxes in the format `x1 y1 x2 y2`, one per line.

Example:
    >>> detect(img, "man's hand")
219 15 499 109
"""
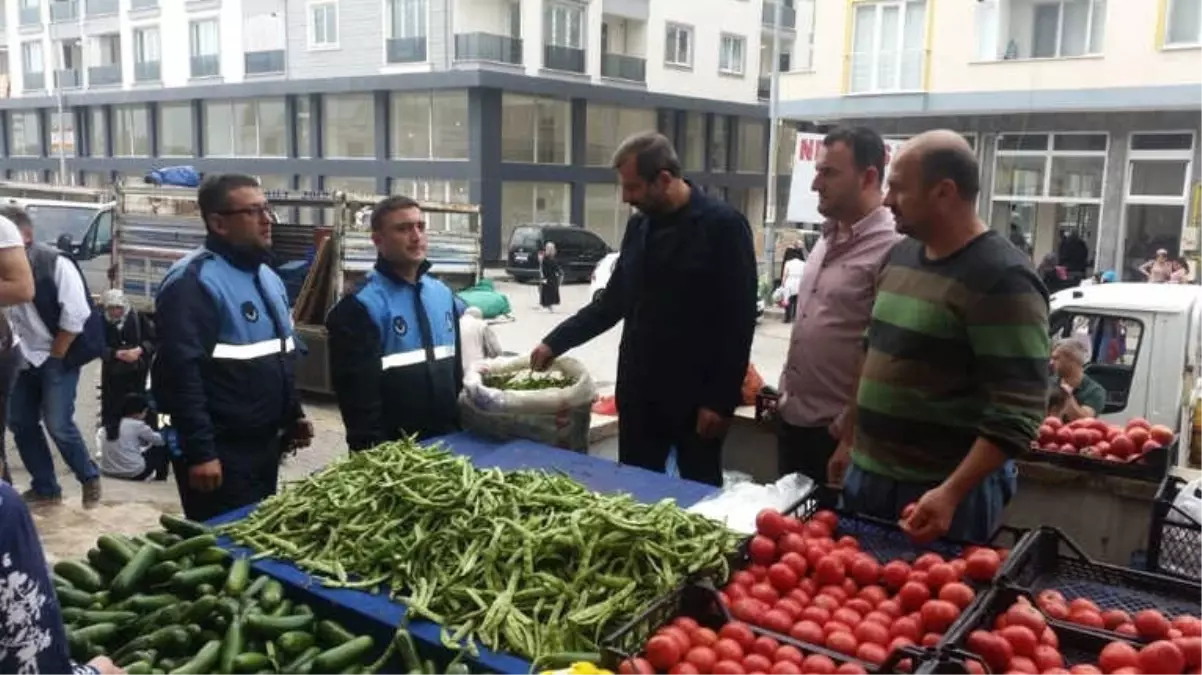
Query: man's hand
530 343 555 371
696 407 729 440
899 484 958 545
87 655 125 674
116 348 141 363
1059 381 1074 396
827 440 852 487
188 458 222 493
288 418 314 451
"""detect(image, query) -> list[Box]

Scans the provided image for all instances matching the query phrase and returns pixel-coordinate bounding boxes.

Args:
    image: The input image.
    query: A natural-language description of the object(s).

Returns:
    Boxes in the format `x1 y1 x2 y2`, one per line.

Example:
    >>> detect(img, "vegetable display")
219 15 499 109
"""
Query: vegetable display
221 439 742 660
54 515 406 675
482 369 578 391
1033 416 1176 463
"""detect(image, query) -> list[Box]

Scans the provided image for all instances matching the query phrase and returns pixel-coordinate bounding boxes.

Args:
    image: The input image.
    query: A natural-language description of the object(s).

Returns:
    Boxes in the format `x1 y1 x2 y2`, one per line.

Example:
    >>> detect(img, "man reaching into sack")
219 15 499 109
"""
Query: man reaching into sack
326 195 464 450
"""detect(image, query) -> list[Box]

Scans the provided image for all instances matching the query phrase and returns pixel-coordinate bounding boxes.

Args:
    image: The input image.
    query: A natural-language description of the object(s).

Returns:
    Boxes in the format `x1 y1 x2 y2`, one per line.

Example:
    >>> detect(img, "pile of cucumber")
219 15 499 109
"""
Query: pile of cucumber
52 514 397 674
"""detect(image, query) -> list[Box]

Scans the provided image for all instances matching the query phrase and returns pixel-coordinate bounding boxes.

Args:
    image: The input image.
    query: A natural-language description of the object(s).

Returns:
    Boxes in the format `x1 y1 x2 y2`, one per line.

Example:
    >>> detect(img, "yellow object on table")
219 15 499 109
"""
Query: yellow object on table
541 662 613 675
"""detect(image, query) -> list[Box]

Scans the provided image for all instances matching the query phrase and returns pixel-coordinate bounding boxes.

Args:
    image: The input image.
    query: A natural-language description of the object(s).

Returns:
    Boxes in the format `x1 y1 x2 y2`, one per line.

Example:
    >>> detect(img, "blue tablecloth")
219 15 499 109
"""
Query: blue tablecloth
209 432 719 673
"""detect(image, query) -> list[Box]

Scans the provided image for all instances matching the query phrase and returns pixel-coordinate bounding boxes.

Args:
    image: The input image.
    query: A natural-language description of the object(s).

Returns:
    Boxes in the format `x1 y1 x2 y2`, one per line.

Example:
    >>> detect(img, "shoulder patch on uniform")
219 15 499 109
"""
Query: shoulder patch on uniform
241 301 260 322
393 315 408 337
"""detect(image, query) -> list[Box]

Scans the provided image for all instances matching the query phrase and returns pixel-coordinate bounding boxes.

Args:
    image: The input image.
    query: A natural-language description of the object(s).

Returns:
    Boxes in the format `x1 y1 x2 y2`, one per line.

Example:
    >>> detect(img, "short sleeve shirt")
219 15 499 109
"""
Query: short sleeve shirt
0 216 23 249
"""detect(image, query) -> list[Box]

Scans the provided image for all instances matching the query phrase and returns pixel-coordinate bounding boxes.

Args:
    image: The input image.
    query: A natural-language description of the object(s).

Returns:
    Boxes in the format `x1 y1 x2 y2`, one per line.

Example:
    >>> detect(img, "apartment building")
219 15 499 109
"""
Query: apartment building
0 0 791 260
776 0 1201 281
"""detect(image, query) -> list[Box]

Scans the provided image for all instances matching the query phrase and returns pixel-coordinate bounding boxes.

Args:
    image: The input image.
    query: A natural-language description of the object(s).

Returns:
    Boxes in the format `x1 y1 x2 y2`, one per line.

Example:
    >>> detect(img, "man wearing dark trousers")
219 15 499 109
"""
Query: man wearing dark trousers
531 132 757 486
153 174 313 522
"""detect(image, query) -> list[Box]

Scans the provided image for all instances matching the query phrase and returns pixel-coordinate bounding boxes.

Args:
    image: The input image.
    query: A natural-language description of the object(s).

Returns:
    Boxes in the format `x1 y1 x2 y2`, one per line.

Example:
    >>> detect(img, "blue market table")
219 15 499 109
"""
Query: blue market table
208 432 720 673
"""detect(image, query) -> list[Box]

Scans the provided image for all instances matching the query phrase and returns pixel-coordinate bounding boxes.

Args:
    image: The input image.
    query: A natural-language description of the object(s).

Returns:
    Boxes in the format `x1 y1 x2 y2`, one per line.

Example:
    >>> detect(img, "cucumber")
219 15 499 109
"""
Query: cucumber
124 661 153 675
52 572 74 588
259 580 284 611
165 634 219 672
98 534 139 565
224 557 251 596
162 534 218 561
283 646 322 673
182 595 220 624
394 629 420 672
194 547 229 565
294 604 314 617
111 543 161 600
220 617 244 673
269 598 294 617
67 632 92 662
160 514 211 538
170 564 226 594
146 531 183 548
87 549 126 579
157 658 178 672
116 650 158 668
70 622 119 645
247 612 313 637
56 586 98 608
242 575 270 600
312 636 374 675
122 594 180 613
317 620 357 648
446 663 471 675
75 609 138 626
278 630 316 655
195 583 216 597
55 560 106 592
232 652 271 673
147 561 182 585
61 607 85 622
217 596 241 619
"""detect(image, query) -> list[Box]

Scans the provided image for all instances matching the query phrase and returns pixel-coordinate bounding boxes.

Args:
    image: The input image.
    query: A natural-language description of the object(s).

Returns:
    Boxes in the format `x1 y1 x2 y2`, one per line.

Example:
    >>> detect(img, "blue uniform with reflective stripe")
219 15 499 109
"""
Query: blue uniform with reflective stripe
326 260 462 450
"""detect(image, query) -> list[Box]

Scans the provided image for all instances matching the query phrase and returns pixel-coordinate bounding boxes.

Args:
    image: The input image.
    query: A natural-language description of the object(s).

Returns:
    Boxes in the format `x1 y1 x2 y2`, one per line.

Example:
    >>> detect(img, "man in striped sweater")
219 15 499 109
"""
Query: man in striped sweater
829 130 1050 543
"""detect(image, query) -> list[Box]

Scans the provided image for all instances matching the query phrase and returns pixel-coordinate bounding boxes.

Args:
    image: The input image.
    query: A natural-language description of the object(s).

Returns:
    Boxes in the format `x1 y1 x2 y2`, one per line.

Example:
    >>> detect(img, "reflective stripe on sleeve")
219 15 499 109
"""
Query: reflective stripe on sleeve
212 336 296 360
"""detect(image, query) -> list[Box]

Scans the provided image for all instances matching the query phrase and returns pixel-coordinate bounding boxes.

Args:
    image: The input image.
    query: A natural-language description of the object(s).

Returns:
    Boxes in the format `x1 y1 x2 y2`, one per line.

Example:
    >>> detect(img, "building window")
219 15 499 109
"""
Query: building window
390 90 468 160
50 111 76 158
323 94 375 159
719 34 746 75
849 0 926 93
1121 132 1194 280
545 3 583 48
500 182 571 260
22 40 44 74
159 103 194 157
297 96 312 158
683 111 705 173
204 98 287 157
500 94 570 164
584 183 632 248
991 132 1107 266
189 19 220 77
1166 0 1202 45
392 179 471 232
710 116 729 172
389 0 426 39
975 0 1105 60
114 105 150 157
584 103 656 167
134 27 160 65
88 108 106 157
736 118 765 173
309 0 339 49
665 24 692 67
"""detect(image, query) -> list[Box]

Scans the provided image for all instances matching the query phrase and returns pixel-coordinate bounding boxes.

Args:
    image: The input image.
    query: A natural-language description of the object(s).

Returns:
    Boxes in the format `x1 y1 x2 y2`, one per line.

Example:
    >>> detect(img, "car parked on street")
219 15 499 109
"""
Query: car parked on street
505 224 611 284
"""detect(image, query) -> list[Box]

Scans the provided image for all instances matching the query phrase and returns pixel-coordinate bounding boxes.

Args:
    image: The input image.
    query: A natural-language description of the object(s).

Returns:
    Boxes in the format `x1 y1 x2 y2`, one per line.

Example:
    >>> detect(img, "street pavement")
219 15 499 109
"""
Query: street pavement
10 273 793 559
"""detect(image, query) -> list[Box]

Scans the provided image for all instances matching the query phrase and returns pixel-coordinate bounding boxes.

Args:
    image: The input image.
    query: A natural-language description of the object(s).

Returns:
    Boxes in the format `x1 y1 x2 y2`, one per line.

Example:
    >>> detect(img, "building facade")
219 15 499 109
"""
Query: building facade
776 0 1201 281
0 0 795 260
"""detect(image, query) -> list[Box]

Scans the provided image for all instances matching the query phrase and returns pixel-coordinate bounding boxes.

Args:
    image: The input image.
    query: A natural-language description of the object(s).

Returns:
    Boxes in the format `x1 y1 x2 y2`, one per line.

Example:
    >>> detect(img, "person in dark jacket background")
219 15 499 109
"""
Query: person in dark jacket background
99 289 155 442
326 195 464 451
152 174 312 522
531 132 758 486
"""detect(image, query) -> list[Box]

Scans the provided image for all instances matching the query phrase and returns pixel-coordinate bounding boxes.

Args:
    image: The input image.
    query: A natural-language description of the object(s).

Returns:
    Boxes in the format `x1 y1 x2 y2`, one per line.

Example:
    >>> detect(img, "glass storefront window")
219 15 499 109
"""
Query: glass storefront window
499 182 570 258
736 118 766 173
710 115 729 172
1129 160 1189 198
323 94 376 159
1048 156 1105 200
114 104 150 157
205 98 286 158
993 155 1046 197
9 112 43 156
683 112 705 173
584 103 656 167
583 183 631 247
500 94 570 164
297 96 312 158
49 111 76 158
390 90 469 160
159 103 194 157
88 108 106 157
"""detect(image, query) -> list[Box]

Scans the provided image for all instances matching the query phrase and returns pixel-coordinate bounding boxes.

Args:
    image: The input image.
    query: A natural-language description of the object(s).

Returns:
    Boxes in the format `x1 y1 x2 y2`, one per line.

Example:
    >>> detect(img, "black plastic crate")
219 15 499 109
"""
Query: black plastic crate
1000 526 1201 624
1024 439 1174 483
600 581 930 674
1147 474 1202 582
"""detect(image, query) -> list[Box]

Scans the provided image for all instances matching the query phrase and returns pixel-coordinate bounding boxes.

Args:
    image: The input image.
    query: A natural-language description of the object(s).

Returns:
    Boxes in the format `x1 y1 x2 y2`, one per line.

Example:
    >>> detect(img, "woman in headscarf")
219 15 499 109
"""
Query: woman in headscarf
538 242 562 312
99 289 156 442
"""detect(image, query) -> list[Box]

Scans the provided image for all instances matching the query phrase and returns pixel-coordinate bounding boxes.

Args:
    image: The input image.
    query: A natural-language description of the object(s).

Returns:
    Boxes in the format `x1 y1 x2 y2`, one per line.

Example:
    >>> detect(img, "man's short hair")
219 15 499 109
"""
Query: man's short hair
0 205 32 230
370 195 421 232
197 173 262 221
822 126 887 184
611 131 682 182
121 393 149 417
1054 335 1091 365
920 144 981 202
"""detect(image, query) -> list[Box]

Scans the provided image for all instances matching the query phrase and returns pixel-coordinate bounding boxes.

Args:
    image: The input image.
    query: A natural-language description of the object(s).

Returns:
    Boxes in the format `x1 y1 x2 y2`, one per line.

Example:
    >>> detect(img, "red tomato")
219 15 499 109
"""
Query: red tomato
804 520 833 539
715 638 746 663
966 630 1013 673
776 598 804 620
714 659 747 674
835 663 868 675
618 657 654 674
761 609 795 634
1101 609 1132 630
693 627 720 647
1172 636 1202 668
682 646 719 672
1150 424 1175 445
1036 589 1065 608
1127 417 1151 430
720 591 732 607
779 533 808 556
882 561 911 591
657 626 692 653
1127 427 1151 449
799 578 819 597
1135 609 1172 640
768 564 800 593
1068 598 1100 614
844 599 873 616
1006 603 1048 635
832 608 863 628
1110 435 1136 458
813 510 840 531
876 599 902 618
812 594 841 612
1055 427 1075 445
674 617 701 633
646 635 684 671
748 564 769 581
805 546 829 571
733 571 758 587
1033 644 1064 671
921 632 941 647
823 621 853 637
784 516 806 534
897 581 931 612
857 585 888 605
890 616 921 642
950 558 967 578
1098 641 1140 674
1009 655 1037 673
789 619 825 645
752 636 780 658
1068 609 1105 630
938 582 975 609
743 654 774 673
815 557 846 587
1069 666 1103 675
774 645 805 665
863 611 893 627
920 599 961 634
731 598 770 624
1044 416 1064 429
856 641 888 665
1038 424 1055 443
749 536 777 566
888 636 916 656
1043 602 1070 622
726 583 749 601
751 583 782 605
800 606 831 625
818 585 849 604
1114 622 1139 637
770 660 800 675
840 578 860 598
1072 428 1093 448
1139 639 1185 674
964 550 1001 582
779 551 808 577
849 558 880 587
1042 627 1059 648
999 625 1039 658
720 622 757 650
925 563 958 590
913 553 944 573
757 509 790 539
669 663 701 675
800 654 837 674
854 619 890 646
787 588 811 607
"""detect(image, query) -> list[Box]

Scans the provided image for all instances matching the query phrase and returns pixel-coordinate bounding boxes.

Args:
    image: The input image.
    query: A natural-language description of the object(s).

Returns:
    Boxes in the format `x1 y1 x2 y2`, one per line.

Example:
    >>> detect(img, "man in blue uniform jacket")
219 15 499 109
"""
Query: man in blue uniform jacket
326 195 463 451
153 174 312 521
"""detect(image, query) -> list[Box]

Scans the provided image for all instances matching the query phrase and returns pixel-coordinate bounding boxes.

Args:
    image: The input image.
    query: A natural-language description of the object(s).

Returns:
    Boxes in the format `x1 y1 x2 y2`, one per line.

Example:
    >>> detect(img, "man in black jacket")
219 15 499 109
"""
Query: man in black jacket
531 132 758 486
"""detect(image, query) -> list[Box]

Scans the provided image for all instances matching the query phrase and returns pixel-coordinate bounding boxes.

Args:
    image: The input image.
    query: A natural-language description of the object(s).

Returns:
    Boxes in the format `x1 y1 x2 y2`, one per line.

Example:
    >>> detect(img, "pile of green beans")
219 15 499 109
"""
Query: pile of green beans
221 440 741 661
482 369 578 391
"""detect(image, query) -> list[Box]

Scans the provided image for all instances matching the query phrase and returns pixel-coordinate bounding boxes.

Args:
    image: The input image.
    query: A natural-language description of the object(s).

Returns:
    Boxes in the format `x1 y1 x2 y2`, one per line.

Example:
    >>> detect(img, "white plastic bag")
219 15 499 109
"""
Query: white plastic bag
462 354 595 415
686 473 815 534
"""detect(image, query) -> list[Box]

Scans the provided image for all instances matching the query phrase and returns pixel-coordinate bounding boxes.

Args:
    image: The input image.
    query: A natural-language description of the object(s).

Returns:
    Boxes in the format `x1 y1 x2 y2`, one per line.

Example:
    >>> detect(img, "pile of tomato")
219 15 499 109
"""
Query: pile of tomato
958 594 1202 674
1032 416 1176 463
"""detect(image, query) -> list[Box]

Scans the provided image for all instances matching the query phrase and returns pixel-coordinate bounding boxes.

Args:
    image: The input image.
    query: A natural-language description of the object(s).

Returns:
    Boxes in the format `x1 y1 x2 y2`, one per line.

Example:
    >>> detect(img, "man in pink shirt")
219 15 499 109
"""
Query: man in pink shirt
777 127 901 483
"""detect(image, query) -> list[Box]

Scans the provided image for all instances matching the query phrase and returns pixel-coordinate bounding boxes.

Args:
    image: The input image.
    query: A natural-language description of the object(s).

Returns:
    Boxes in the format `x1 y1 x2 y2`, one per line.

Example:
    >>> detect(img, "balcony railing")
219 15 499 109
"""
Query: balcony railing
20 5 42 25
454 32 521 64
245 49 284 74
88 63 121 85
23 71 45 90
86 0 119 16
134 60 160 82
761 2 796 29
543 44 585 73
130 0 158 9
386 36 427 63
55 68 81 88
600 52 645 82
50 1 78 22
190 54 220 78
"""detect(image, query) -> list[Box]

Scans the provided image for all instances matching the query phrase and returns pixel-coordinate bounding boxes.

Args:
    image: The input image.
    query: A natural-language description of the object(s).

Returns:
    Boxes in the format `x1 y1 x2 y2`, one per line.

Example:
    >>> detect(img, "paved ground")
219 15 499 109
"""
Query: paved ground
10 274 793 561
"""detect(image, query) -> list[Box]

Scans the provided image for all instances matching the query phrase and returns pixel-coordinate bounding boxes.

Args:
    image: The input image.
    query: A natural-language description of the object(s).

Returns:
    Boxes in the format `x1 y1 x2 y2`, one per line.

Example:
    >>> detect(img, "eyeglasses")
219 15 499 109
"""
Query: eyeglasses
217 205 275 219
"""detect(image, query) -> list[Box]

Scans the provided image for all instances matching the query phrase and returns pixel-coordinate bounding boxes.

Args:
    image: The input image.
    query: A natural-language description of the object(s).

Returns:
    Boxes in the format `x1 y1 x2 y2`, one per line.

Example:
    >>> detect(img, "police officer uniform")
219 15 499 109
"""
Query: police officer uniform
152 234 303 521
326 259 462 451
